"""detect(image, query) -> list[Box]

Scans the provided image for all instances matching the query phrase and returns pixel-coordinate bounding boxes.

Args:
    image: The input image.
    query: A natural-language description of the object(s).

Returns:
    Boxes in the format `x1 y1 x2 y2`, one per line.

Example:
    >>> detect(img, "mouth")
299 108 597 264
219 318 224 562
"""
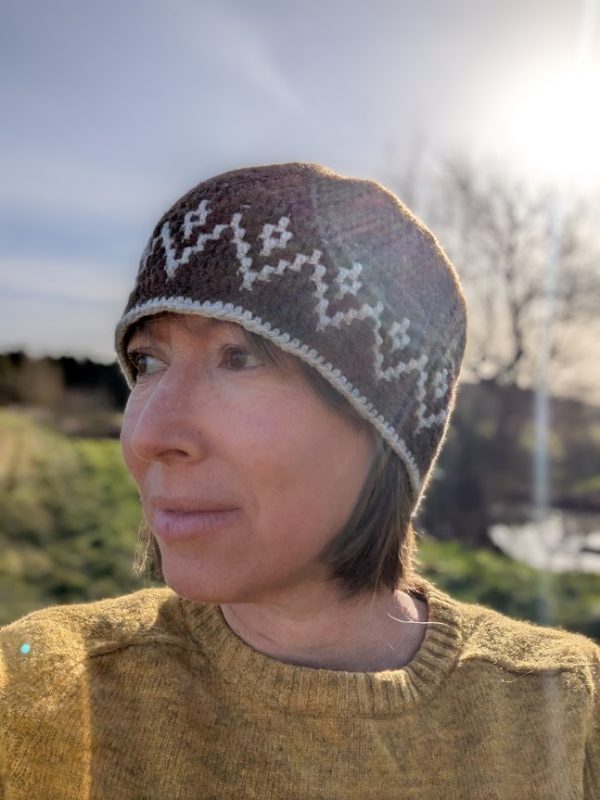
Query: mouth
152 507 242 542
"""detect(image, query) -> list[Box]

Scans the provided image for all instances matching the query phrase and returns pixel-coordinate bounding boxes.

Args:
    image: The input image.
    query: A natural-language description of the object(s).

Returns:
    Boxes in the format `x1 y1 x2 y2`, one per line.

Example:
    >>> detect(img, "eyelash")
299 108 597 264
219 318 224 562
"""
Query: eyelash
127 345 261 380
125 352 151 380
222 346 261 371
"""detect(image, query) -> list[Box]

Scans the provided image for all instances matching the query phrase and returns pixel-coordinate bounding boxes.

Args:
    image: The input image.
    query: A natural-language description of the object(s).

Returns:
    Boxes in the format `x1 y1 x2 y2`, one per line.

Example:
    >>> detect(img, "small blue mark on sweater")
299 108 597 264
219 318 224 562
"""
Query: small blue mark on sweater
20 643 31 654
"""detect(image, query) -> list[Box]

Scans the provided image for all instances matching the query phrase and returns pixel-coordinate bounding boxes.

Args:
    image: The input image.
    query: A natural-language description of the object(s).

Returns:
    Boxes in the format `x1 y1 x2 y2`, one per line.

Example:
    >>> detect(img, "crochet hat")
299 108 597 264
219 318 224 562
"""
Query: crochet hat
115 162 467 510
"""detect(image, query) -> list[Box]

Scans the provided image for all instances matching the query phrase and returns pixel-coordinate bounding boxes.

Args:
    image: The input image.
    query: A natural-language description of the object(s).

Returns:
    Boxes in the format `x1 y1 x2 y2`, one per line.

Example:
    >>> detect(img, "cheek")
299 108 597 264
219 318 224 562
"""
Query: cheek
230 394 318 470
234 394 372 521
119 396 143 480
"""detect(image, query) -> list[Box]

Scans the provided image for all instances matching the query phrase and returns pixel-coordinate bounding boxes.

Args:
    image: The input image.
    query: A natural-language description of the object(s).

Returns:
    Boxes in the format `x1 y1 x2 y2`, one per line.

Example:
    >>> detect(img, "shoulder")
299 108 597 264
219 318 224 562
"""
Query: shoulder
0 587 183 706
450 591 599 687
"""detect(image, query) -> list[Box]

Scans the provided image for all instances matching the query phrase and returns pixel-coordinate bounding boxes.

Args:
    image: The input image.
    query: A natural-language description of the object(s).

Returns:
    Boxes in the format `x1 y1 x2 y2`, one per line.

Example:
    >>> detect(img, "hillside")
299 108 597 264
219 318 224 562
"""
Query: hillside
1 408 598 640
0 407 154 619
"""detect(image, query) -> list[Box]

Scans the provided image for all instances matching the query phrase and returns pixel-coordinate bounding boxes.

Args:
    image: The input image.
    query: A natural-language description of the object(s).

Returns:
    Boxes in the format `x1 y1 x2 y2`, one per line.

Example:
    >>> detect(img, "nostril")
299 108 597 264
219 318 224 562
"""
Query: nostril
125 409 207 465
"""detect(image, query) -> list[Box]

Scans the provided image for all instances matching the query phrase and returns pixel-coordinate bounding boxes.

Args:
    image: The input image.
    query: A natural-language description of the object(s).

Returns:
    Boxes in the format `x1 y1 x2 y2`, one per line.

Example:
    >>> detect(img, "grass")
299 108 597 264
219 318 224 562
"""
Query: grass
1 408 598 641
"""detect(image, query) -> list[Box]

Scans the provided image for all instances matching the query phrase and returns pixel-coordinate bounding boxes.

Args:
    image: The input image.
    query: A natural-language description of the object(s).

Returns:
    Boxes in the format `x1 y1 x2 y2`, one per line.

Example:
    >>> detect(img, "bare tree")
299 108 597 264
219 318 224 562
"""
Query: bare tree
421 157 600 396
385 154 600 547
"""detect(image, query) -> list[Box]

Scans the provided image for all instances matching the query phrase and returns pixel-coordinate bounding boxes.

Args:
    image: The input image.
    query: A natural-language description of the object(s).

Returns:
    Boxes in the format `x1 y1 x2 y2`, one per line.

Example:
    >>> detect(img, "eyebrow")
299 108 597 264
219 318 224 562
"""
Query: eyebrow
127 315 234 343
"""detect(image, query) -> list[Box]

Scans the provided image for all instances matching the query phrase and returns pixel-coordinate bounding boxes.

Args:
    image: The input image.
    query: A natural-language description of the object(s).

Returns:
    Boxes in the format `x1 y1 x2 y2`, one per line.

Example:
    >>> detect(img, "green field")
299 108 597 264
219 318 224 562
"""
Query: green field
1 408 598 640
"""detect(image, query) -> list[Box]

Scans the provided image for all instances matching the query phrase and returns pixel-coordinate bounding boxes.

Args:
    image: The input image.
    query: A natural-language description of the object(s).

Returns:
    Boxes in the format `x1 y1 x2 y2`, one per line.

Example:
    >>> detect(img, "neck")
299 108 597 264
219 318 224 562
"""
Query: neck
220 581 428 672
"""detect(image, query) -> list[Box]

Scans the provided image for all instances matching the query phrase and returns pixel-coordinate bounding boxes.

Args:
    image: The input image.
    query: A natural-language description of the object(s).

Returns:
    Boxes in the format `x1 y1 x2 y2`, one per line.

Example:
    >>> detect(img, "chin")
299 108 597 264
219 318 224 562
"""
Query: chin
159 556 259 605
157 542 321 606
162 563 227 604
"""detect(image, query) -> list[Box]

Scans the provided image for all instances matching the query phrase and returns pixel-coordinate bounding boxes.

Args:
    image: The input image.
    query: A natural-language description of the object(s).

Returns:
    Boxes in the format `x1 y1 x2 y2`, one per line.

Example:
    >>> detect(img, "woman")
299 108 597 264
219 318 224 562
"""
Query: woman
1 162 598 799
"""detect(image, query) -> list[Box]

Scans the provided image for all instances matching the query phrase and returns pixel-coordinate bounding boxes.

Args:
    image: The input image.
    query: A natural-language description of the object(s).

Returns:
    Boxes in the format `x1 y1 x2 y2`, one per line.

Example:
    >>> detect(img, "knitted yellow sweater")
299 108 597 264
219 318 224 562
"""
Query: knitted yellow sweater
1 578 598 799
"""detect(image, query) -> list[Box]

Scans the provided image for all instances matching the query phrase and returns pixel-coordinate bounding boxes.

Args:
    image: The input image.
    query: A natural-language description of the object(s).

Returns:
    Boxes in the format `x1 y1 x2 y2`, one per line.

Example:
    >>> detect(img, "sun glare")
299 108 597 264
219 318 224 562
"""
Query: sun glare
506 64 600 190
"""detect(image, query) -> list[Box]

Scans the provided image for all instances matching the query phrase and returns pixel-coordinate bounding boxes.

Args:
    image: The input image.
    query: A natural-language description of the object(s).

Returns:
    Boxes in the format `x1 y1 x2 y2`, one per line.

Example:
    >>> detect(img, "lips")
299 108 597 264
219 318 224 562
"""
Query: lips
151 506 242 542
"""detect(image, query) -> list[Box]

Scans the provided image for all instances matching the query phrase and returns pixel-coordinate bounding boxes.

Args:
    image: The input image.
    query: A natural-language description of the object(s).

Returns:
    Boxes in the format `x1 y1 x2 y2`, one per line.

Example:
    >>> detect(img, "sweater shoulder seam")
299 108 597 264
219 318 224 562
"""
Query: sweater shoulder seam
1 631 200 718
457 651 597 691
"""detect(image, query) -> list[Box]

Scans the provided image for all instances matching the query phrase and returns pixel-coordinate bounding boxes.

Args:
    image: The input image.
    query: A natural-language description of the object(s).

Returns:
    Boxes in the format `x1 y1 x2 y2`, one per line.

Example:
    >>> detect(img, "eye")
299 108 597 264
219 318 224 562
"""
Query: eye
221 345 262 371
127 350 164 379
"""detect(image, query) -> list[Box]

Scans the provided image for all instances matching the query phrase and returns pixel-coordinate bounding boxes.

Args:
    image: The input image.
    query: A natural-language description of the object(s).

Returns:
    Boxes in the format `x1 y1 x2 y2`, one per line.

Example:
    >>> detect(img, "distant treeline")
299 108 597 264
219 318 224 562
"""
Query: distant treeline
0 351 129 410
0 351 129 438
2 350 600 549
1 405 598 639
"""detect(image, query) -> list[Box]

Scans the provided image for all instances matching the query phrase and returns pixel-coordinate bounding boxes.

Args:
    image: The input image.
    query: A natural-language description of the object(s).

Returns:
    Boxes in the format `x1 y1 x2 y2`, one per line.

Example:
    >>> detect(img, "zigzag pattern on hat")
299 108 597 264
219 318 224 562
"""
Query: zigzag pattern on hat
140 197 452 436
116 162 468 507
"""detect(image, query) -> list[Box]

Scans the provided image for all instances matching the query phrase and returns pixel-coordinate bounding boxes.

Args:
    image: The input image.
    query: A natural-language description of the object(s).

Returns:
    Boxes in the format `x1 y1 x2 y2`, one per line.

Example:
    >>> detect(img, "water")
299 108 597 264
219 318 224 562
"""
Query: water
490 509 600 573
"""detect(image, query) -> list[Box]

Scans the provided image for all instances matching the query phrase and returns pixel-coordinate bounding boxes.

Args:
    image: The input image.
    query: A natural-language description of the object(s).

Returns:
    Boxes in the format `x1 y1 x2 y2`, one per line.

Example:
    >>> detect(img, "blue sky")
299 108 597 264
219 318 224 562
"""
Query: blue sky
1 0 598 362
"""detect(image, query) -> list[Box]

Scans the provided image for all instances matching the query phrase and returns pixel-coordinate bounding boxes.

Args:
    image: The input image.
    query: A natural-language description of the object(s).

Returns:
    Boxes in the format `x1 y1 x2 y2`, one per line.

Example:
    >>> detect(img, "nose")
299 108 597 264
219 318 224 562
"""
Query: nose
123 366 208 466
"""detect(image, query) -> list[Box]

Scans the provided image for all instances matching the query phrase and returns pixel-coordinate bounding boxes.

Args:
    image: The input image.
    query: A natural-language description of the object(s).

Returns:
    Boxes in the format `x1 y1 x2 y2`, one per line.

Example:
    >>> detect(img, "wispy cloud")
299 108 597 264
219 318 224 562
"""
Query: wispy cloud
201 1 308 119
0 149 174 224
1 295 120 362
2 0 596 364
1 255 132 306
1 255 129 361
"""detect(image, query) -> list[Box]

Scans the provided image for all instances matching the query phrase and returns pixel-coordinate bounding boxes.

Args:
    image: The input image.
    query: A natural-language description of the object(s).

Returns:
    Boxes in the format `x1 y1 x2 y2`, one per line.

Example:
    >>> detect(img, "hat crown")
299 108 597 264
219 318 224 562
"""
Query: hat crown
115 162 467 508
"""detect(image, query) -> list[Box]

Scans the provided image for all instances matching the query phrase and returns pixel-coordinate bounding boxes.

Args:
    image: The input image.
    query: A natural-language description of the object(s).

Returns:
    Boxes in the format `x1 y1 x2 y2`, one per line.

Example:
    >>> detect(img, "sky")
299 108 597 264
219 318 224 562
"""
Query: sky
1 0 599 367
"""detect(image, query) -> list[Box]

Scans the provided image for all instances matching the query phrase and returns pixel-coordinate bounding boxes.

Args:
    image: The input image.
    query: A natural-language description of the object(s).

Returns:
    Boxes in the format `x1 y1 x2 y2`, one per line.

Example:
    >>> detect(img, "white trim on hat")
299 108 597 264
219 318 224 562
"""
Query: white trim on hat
114 296 423 499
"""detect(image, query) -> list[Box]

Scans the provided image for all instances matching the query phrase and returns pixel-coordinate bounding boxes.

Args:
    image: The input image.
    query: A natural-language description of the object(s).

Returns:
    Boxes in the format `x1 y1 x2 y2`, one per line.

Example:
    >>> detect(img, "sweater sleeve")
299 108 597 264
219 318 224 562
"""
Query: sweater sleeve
0 744 4 800
584 643 600 798
0 607 90 799
0 629 9 800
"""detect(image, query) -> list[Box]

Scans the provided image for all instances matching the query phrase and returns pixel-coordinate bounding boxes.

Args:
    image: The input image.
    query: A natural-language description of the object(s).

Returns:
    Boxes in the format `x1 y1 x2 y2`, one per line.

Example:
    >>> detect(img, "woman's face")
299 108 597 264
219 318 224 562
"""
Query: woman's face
120 313 376 604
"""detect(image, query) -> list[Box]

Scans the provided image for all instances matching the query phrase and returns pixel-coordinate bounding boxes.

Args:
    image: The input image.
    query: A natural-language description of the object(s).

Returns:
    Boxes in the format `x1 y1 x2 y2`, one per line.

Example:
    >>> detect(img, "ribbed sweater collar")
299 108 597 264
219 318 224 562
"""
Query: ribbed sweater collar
178 577 462 717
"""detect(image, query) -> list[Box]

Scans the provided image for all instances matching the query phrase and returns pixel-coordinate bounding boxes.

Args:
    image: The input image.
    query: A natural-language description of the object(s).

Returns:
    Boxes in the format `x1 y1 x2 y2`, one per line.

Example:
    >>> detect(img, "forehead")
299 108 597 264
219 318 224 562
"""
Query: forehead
128 313 239 341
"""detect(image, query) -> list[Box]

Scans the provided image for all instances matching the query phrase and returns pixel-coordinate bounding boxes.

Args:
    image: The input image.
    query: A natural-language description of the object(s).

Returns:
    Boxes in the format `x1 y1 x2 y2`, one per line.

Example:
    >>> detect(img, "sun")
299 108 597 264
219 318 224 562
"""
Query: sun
505 63 600 190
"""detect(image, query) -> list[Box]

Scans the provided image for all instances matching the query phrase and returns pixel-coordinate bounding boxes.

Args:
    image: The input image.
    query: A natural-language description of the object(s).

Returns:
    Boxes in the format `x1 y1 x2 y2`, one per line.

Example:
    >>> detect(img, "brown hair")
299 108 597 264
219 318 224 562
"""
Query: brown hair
129 316 418 597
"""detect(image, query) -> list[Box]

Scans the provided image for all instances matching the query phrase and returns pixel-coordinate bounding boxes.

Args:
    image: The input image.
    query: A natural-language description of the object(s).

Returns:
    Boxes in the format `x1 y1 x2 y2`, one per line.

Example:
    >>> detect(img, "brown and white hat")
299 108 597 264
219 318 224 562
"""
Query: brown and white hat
115 162 467 510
